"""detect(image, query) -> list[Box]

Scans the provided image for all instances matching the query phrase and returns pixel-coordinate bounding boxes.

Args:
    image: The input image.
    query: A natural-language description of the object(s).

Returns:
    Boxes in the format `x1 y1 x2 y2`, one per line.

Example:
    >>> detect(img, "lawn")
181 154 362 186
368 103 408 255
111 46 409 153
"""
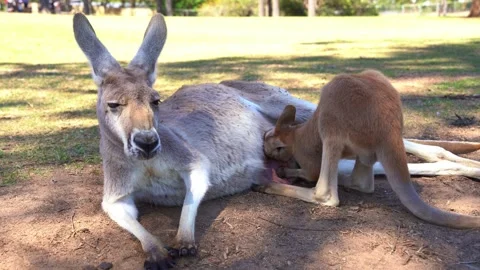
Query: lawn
1 13 480 270
1 13 480 186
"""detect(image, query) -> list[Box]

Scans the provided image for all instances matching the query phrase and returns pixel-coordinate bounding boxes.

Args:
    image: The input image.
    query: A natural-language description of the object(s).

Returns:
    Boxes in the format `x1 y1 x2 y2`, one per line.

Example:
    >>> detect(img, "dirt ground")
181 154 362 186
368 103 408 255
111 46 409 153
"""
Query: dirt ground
1 147 479 270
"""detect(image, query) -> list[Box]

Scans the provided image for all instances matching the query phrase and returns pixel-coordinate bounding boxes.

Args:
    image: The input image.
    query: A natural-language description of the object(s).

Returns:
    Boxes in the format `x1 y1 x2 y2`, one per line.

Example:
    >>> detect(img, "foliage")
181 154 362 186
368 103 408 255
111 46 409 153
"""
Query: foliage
174 0 206 9
198 0 256 16
142 0 205 11
318 0 378 15
280 0 306 16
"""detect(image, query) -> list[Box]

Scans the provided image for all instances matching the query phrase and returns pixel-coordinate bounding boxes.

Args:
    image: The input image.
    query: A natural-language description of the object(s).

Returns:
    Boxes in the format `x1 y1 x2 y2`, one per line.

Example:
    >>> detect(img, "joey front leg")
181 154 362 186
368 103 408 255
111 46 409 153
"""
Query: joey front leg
101 196 173 269
174 166 210 257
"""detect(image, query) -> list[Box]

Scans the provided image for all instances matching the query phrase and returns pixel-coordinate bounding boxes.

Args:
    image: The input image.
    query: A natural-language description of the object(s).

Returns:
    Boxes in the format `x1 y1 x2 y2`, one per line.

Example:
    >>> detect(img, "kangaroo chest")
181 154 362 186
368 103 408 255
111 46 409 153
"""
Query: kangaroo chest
131 159 187 206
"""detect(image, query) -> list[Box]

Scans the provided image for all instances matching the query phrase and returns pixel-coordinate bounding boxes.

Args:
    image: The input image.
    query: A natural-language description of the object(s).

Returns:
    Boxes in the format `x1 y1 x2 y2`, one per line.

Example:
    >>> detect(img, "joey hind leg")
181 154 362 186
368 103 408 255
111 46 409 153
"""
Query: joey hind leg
348 155 375 193
101 196 174 270
313 140 342 206
253 182 317 203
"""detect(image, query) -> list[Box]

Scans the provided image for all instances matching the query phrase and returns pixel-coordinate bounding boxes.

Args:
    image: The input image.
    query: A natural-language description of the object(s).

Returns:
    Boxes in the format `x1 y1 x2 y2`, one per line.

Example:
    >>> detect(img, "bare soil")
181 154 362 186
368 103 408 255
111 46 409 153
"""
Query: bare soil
1 132 480 270
1 155 479 270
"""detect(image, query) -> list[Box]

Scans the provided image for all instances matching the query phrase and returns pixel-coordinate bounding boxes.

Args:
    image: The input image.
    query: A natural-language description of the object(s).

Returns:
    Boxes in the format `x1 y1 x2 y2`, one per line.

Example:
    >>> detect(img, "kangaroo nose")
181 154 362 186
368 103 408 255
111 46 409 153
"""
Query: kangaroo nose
133 131 159 154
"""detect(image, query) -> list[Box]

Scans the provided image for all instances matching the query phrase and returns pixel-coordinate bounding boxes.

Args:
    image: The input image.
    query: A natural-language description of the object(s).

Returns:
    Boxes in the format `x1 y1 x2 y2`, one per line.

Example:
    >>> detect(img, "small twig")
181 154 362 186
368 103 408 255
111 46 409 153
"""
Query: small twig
220 217 234 229
256 216 340 232
390 225 401 255
402 254 412 265
73 243 84 251
71 211 77 238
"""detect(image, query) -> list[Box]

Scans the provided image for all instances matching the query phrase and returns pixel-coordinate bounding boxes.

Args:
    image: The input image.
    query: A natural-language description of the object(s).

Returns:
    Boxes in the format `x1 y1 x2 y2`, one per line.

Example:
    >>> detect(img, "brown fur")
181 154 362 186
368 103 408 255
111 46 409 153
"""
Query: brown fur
262 69 480 229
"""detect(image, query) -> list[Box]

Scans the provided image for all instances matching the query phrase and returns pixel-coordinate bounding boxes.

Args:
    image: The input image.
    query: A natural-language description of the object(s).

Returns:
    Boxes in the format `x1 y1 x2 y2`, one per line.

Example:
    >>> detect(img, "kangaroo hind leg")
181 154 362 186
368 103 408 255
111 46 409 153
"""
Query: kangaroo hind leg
348 154 376 193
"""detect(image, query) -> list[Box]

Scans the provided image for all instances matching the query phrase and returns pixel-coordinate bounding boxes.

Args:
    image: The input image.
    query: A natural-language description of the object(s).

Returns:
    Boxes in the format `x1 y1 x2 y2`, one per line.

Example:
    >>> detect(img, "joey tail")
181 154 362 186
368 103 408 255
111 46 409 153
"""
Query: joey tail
378 138 480 229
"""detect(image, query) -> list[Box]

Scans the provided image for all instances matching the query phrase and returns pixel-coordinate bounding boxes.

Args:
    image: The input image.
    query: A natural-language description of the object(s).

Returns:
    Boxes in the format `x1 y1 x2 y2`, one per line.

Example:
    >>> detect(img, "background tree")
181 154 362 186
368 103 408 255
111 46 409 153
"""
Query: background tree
307 0 314 16
272 0 279 15
198 0 256 15
259 0 265 16
166 0 173 14
156 0 166 13
280 0 306 15
468 0 480 17
82 0 94 14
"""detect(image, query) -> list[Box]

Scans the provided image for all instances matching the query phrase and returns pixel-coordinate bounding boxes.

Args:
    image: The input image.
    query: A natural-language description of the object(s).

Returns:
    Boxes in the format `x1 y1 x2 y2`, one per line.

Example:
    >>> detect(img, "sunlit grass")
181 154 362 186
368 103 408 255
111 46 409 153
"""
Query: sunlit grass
1 13 479 185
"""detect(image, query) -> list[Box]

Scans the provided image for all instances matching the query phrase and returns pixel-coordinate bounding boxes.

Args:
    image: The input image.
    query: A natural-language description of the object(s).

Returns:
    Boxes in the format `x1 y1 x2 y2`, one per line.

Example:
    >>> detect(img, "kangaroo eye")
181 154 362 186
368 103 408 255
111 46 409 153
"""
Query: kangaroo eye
152 99 161 106
107 102 120 109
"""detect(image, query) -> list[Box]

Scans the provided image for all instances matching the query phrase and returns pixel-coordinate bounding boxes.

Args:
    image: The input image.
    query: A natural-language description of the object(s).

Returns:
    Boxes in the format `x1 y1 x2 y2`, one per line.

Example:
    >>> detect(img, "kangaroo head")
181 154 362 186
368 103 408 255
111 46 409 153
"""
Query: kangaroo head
264 105 297 162
73 13 167 160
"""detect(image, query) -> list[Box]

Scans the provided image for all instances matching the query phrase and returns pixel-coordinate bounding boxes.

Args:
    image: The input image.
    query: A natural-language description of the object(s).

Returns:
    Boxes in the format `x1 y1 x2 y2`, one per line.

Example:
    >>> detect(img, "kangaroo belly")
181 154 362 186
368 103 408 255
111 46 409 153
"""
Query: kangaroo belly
133 166 187 206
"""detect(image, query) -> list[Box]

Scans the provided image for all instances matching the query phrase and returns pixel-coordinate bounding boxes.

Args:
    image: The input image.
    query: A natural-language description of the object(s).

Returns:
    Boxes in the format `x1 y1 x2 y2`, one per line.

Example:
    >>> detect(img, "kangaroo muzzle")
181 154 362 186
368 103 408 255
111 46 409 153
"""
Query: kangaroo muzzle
131 129 161 159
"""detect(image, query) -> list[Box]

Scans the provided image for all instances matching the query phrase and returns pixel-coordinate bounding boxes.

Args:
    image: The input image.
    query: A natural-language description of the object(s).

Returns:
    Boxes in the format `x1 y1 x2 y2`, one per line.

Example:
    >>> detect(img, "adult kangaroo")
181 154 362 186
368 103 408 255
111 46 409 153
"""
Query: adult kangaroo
261 70 480 229
73 13 480 269
72 13 316 268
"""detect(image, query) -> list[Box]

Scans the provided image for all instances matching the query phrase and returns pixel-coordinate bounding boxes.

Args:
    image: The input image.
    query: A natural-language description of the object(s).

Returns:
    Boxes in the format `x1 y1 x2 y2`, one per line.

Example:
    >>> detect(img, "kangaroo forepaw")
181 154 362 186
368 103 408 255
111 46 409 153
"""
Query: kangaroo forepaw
143 245 175 270
167 244 198 258
179 245 198 256
166 247 179 258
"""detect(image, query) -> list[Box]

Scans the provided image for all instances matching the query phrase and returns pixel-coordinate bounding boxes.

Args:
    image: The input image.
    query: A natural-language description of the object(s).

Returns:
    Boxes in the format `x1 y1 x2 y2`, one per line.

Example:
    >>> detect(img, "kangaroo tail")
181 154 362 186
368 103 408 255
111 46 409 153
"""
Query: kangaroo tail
406 139 480 155
378 138 480 229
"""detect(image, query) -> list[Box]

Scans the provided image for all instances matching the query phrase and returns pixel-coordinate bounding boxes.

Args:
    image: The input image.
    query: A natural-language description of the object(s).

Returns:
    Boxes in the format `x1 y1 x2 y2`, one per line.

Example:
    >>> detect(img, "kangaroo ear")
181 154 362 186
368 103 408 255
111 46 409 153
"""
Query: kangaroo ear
276 105 297 131
73 13 121 85
128 13 167 87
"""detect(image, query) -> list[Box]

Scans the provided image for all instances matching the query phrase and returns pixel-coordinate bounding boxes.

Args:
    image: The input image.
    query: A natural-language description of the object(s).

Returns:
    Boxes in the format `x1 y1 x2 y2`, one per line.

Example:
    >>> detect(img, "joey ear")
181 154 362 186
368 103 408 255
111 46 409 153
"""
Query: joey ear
275 105 297 131
73 13 121 85
128 13 167 87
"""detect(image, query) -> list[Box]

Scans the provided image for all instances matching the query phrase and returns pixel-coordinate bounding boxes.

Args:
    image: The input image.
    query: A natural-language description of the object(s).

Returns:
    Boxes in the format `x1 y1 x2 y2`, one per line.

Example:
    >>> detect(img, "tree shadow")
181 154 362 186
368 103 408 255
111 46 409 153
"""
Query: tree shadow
1 39 480 268
157 39 480 84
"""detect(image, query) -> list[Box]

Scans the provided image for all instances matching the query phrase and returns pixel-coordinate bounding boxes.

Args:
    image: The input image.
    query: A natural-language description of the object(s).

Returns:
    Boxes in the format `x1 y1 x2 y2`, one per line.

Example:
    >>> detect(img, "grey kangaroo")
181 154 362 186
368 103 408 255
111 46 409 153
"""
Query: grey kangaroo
73 12 480 269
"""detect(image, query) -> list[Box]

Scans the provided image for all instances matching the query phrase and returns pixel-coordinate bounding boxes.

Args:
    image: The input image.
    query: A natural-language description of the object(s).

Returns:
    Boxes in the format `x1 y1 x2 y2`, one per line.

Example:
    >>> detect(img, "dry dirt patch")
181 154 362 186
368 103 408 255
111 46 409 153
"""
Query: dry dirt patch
1 157 479 270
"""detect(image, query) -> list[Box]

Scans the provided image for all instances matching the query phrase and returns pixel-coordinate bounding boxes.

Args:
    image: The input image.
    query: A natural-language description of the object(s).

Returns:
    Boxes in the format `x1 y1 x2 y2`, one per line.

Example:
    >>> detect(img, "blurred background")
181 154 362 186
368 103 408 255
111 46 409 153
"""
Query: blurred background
2 0 479 17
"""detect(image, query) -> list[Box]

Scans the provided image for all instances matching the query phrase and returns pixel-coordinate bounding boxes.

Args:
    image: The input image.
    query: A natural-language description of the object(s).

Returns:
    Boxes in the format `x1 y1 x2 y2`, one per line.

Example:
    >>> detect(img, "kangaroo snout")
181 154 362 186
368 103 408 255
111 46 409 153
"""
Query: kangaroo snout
132 129 161 159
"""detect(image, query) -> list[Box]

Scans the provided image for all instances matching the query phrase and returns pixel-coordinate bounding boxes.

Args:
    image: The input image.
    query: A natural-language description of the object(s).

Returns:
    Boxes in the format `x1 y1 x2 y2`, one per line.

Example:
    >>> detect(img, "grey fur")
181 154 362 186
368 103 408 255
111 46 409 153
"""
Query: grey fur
72 14 121 85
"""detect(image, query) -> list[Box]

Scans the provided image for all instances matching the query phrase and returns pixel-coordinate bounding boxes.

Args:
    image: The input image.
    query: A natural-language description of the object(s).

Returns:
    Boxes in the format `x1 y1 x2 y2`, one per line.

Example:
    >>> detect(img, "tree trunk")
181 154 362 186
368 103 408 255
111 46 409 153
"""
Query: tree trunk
65 0 71 12
267 0 272 16
468 0 480 17
272 0 279 16
437 0 447 16
156 0 166 14
307 0 315 16
165 0 172 15
130 0 136 8
82 0 91 14
258 0 265 16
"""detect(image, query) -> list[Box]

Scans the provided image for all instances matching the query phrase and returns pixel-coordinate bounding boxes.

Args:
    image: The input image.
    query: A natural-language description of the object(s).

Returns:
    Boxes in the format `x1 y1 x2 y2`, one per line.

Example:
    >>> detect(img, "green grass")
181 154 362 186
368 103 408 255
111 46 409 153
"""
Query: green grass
1 13 479 186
